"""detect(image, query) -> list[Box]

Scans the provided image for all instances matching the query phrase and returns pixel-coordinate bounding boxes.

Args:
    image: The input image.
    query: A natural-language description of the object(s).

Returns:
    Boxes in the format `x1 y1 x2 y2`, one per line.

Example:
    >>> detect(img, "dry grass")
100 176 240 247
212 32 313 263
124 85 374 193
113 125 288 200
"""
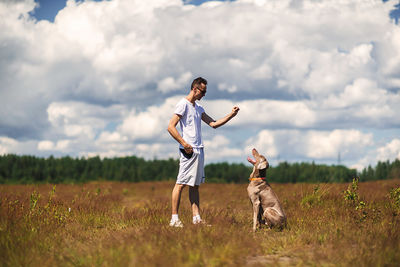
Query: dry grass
1 179 400 266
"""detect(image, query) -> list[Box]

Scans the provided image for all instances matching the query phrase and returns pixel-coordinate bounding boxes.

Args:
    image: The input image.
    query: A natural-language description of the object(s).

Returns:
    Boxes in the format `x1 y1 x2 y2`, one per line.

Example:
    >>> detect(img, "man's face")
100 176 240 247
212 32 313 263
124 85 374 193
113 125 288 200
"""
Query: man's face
195 83 207 100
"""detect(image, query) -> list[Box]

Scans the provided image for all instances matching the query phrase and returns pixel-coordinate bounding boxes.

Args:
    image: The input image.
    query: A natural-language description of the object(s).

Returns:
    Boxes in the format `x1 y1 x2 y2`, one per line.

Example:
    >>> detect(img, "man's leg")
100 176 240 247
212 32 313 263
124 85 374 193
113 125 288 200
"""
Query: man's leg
172 183 186 215
189 185 200 217
170 183 186 227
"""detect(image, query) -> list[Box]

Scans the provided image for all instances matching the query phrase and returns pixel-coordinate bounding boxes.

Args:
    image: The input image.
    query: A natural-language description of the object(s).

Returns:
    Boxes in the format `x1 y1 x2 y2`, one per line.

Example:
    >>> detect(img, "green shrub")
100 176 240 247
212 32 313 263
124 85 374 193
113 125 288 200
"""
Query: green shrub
301 185 323 208
389 186 400 214
343 177 367 221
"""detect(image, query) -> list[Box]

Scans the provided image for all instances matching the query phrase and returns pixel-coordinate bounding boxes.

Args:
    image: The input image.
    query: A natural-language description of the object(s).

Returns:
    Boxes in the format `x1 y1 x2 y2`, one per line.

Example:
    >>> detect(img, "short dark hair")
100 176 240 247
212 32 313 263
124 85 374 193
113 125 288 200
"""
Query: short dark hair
191 77 207 90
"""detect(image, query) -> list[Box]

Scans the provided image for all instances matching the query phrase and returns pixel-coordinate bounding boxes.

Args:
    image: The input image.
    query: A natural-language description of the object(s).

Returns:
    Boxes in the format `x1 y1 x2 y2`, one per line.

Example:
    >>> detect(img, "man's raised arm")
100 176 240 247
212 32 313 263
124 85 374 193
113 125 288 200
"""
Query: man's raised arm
202 106 240 129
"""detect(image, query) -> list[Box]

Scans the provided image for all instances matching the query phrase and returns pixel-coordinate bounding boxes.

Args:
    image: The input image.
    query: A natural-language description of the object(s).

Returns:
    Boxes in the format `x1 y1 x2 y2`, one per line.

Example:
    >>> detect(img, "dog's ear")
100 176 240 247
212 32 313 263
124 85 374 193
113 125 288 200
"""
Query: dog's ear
258 161 267 169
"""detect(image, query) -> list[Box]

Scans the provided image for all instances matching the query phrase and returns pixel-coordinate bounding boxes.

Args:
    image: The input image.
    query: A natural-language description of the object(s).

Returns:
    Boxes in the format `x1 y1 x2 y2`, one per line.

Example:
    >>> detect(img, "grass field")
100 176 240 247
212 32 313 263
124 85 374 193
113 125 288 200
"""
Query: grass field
1 179 400 266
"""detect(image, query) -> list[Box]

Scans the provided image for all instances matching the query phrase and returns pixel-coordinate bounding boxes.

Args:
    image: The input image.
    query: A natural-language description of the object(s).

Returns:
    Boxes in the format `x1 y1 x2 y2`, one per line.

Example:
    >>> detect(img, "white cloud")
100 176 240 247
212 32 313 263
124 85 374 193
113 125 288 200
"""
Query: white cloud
135 143 163 159
203 135 242 162
157 72 192 93
245 130 278 158
119 111 160 139
249 61 273 80
217 83 238 93
302 45 375 98
244 129 373 163
38 140 54 151
0 0 399 169
0 136 39 156
378 26 400 78
119 96 182 140
203 99 317 128
305 129 373 159
377 139 400 161
97 131 127 144
322 78 389 108
0 136 18 154
56 139 70 150
351 137 400 171
47 101 124 138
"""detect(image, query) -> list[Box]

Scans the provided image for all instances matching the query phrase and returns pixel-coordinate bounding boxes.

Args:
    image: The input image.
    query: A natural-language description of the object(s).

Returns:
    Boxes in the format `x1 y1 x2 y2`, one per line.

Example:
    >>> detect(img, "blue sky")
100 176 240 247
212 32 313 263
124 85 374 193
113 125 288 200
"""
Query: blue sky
31 0 400 23
1 0 400 170
31 0 230 21
30 0 72 21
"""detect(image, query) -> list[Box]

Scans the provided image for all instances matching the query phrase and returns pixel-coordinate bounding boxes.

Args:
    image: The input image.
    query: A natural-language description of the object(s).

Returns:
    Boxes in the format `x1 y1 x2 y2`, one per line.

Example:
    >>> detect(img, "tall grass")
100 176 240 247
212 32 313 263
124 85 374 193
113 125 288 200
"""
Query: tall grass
1 180 399 266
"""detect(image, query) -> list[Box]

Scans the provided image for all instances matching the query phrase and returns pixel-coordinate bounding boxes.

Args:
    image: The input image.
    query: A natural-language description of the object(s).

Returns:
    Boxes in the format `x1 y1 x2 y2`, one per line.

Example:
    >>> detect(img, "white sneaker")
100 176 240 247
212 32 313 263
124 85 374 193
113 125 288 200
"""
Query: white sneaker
193 219 212 227
169 219 184 228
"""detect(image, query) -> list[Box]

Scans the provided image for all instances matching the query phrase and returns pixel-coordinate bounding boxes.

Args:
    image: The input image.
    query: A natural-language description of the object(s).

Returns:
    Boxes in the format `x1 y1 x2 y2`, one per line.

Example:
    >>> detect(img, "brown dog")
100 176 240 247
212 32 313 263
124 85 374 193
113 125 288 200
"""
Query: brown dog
247 148 287 232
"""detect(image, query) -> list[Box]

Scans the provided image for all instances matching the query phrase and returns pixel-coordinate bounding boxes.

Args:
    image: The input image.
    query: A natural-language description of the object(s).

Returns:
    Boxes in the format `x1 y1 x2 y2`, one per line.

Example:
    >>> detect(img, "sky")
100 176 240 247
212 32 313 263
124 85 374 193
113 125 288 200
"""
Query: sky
0 0 400 171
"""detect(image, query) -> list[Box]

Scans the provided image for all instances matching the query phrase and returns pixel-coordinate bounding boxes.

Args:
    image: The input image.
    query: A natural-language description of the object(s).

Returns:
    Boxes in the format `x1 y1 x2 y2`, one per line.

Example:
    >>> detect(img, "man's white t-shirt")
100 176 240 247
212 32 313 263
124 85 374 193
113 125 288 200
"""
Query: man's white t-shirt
174 98 205 148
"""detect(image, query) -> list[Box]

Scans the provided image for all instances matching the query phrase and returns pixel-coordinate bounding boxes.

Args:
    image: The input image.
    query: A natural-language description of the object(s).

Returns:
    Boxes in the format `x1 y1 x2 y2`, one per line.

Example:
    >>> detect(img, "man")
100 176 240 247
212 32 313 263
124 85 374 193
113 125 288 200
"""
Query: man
167 77 240 227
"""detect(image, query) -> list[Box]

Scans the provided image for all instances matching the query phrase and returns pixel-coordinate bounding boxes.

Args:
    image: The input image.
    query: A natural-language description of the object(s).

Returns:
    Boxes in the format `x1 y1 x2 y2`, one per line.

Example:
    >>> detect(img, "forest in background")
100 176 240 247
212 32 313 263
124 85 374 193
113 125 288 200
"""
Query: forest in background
0 154 399 184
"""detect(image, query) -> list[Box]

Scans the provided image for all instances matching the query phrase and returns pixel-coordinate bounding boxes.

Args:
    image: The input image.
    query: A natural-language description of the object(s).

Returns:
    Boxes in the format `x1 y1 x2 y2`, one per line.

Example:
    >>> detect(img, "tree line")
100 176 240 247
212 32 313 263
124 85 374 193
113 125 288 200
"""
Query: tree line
0 154 399 184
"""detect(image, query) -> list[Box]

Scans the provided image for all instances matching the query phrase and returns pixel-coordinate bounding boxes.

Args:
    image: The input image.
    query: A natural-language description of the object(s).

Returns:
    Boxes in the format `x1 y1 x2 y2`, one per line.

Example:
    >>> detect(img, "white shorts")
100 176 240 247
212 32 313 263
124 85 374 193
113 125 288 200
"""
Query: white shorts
176 147 205 186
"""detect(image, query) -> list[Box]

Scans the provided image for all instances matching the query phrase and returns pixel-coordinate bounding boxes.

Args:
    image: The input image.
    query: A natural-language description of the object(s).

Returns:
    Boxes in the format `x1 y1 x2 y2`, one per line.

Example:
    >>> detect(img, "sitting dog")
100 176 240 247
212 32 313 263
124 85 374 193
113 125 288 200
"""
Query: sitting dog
247 148 287 232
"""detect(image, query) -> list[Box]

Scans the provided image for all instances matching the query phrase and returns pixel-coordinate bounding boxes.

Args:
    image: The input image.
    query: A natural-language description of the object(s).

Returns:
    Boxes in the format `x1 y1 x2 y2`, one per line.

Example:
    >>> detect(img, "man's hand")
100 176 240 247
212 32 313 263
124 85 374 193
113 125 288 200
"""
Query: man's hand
183 143 193 154
231 106 240 116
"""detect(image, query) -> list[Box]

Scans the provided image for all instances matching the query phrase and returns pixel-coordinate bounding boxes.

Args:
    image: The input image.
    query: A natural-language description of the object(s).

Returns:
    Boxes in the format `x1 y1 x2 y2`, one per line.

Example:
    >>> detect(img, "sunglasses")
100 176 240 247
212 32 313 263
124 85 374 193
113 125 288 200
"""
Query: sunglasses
196 86 207 95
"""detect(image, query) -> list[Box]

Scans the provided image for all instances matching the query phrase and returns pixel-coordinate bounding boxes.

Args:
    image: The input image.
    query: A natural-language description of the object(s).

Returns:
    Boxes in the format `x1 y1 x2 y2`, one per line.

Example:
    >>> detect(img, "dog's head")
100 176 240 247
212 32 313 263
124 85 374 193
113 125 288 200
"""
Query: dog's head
247 148 269 179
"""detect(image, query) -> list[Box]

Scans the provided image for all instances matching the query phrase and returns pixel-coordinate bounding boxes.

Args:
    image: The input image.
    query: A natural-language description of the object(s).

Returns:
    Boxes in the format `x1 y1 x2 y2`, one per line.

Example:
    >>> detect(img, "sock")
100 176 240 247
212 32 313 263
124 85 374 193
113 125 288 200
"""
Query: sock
193 214 201 223
171 214 179 222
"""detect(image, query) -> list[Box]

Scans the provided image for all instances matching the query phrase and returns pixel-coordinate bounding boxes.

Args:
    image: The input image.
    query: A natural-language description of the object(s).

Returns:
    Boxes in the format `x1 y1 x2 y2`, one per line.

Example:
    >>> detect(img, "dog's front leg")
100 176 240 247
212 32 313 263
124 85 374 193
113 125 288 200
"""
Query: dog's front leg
252 199 260 232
